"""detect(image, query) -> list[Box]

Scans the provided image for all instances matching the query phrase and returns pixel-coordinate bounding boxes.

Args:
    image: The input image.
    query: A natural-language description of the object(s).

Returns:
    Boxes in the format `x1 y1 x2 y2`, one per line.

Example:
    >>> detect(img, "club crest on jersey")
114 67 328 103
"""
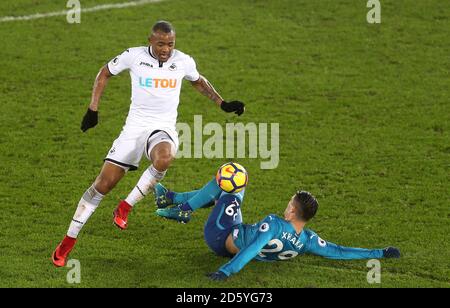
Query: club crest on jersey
169 63 177 71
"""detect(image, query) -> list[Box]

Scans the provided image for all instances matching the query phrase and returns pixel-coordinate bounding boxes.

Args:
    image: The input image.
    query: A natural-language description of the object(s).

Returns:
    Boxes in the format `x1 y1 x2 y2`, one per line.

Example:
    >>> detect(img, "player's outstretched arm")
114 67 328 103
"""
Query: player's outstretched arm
306 232 401 260
207 226 274 281
206 241 265 281
81 65 113 132
190 76 245 116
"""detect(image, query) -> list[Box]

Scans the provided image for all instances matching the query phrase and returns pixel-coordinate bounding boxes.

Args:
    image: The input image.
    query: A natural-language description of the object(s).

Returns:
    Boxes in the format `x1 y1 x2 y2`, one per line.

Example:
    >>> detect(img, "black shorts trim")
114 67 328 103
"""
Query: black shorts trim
105 63 116 76
145 130 175 157
104 158 138 171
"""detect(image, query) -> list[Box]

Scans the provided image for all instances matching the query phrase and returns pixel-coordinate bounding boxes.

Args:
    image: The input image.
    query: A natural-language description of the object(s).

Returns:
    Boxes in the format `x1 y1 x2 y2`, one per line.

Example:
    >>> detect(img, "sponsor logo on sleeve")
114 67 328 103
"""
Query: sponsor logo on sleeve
318 237 327 247
259 223 270 233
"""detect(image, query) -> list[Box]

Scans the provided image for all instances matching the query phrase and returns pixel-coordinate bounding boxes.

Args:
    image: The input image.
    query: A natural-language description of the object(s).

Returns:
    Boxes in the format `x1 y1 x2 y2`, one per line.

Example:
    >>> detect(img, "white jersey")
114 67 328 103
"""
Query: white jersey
107 46 200 129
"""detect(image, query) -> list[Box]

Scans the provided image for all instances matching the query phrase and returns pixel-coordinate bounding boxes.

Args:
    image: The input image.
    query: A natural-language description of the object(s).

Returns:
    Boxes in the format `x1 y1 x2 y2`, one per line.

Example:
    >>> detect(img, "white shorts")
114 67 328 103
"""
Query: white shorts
104 126 179 171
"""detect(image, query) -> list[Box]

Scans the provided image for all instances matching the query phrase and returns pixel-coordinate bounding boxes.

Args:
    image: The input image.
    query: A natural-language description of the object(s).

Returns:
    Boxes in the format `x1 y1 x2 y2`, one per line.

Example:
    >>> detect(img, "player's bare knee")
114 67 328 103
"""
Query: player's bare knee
153 154 174 171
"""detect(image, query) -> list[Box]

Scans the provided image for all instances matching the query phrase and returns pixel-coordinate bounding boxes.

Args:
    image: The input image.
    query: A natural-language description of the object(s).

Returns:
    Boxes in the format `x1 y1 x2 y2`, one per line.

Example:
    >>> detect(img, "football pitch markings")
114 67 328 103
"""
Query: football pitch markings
0 0 165 23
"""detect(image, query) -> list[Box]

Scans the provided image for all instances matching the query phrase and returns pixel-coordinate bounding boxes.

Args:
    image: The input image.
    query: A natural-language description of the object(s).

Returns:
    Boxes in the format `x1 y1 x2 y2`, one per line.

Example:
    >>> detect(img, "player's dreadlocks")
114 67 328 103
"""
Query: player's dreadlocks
152 20 175 34
294 191 318 222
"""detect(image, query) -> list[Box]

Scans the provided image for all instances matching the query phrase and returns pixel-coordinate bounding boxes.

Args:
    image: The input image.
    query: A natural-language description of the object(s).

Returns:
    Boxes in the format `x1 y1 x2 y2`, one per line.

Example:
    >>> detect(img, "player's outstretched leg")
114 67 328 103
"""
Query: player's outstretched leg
154 183 200 209
113 141 173 229
204 190 245 256
156 178 222 223
52 162 125 267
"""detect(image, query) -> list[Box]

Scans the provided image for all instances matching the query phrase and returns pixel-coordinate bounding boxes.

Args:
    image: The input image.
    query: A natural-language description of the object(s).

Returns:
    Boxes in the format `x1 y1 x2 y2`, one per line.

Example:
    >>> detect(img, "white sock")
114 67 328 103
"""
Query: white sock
67 185 104 238
125 165 166 206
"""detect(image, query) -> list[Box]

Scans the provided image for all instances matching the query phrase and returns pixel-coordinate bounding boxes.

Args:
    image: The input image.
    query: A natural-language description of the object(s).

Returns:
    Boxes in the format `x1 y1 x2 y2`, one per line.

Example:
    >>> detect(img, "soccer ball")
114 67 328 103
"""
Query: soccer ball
216 162 248 193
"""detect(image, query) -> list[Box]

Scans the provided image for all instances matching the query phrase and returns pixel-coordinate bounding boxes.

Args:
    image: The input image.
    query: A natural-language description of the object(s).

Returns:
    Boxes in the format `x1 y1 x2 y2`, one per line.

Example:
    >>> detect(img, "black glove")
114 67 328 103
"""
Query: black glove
81 108 98 132
220 100 245 116
382 247 401 258
206 271 228 281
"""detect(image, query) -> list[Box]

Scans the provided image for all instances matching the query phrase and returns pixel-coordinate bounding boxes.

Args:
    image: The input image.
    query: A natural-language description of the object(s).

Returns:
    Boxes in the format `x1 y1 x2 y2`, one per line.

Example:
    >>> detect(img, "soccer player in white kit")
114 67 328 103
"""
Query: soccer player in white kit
52 21 245 267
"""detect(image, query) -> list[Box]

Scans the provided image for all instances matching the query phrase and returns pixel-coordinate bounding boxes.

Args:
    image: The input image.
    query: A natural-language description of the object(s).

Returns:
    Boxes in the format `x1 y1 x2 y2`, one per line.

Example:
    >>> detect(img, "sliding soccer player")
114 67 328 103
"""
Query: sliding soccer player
155 178 401 280
52 21 245 267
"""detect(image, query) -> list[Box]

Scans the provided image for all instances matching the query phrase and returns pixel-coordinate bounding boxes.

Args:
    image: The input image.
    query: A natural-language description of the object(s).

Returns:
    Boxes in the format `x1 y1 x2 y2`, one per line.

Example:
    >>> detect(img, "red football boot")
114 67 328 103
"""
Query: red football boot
113 200 132 230
52 236 77 267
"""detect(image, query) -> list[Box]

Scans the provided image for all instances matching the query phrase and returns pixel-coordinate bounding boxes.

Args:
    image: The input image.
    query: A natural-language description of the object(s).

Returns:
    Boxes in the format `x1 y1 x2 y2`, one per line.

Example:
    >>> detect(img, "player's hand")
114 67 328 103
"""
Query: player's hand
382 247 401 258
81 108 98 132
206 271 228 281
221 100 245 116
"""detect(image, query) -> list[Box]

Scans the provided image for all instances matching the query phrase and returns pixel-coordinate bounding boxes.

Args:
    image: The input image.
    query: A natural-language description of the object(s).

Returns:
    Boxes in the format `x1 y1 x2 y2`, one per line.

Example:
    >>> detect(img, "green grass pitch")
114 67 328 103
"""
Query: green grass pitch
0 0 448 288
